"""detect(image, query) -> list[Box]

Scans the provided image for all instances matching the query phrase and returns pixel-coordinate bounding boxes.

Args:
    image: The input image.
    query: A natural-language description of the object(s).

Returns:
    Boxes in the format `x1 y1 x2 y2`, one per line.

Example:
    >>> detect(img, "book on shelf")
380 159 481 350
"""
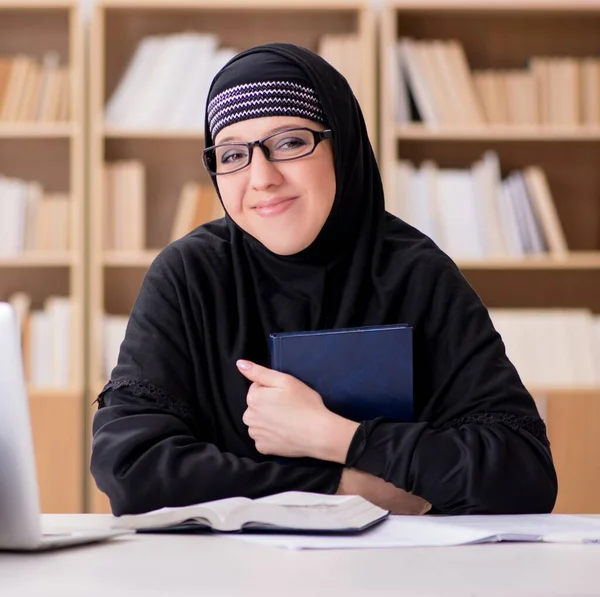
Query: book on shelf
7 292 72 389
0 175 70 255
104 33 238 130
170 181 224 243
104 161 146 252
103 162 225 252
387 152 568 261
0 52 70 124
395 38 600 128
318 33 363 100
488 308 600 389
104 31 364 131
112 491 389 534
103 314 128 380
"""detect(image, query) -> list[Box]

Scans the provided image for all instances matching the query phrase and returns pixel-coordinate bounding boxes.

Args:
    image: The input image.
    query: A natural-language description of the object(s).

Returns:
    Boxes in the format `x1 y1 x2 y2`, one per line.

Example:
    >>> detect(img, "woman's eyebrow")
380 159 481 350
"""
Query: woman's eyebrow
217 124 301 144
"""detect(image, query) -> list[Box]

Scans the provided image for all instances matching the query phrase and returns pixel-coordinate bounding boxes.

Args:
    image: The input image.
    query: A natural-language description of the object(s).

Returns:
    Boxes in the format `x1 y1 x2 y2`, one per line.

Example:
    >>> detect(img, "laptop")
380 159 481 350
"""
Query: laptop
0 302 128 551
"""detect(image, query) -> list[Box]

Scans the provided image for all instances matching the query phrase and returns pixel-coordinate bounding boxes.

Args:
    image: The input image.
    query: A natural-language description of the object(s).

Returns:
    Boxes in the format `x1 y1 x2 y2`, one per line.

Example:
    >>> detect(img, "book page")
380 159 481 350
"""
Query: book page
439 514 600 541
114 497 250 531
230 514 600 550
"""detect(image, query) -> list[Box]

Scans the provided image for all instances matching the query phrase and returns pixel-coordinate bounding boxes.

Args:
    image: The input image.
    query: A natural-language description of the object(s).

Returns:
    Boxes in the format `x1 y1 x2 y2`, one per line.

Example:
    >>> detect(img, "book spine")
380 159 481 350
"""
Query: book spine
270 336 281 371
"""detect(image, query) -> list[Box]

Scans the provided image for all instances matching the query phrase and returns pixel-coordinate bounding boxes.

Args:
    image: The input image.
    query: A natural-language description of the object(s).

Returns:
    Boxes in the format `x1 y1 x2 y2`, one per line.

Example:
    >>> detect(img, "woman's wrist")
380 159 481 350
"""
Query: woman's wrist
313 413 360 464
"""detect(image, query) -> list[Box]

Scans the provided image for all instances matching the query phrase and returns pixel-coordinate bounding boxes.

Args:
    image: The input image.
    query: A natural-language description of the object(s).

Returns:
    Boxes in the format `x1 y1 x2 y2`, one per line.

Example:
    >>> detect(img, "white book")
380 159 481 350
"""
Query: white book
103 314 128 379
112 492 389 534
28 310 54 388
105 36 165 126
46 296 71 387
164 34 218 129
436 169 484 259
232 514 600 551
189 48 238 129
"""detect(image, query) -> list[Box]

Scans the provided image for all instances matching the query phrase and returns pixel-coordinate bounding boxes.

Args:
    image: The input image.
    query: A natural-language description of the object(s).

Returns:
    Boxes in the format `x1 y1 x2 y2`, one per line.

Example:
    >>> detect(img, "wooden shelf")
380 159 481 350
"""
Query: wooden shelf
28 386 81 400
396 124 600 142
0 0 75 8
100 0 368 9
0 0 85 514
0 253 73 267
530 387 600 397
0 123 78 138
456 253 600 270
384 0 600 11
103 250 160 267
103 127 205 140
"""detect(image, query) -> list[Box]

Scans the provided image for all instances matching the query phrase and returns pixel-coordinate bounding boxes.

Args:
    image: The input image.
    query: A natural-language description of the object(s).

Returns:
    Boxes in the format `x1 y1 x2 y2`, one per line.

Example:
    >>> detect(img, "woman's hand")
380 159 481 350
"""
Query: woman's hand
237 360 359 462
337 468 432 515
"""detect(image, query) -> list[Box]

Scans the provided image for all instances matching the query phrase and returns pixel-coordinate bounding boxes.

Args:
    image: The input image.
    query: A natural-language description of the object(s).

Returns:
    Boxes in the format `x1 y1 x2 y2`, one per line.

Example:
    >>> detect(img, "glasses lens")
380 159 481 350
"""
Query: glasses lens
264 129 315 161
213 144 250 174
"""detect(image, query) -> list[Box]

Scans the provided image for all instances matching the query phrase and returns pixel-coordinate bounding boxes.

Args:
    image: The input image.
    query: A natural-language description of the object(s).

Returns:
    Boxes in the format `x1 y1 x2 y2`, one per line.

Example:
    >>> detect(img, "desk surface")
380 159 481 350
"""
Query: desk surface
1 514 600 597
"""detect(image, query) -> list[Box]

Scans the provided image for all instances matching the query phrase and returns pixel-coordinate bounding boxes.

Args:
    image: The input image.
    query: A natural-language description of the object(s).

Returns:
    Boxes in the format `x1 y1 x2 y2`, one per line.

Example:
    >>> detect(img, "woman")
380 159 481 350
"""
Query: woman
91 43 557 517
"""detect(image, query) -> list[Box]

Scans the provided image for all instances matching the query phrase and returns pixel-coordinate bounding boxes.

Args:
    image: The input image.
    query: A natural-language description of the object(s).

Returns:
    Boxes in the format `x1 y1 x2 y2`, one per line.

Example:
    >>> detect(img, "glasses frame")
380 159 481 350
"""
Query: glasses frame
202 127 333 176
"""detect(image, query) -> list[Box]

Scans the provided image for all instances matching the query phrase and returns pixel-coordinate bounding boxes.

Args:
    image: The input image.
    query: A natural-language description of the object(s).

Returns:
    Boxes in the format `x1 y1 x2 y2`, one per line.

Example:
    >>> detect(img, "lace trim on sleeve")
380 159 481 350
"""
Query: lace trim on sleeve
441 413 550 447
97 379 195 430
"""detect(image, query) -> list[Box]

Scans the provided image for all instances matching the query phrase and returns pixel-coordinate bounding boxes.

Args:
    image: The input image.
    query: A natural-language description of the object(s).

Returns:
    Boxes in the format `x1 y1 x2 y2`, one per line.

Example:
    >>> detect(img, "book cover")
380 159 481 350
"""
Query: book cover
270 323 413 422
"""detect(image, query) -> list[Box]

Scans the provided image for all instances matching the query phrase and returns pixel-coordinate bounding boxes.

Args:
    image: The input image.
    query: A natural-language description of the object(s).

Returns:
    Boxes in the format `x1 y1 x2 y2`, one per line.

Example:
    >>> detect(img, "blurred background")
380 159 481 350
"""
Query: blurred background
0 0 599 515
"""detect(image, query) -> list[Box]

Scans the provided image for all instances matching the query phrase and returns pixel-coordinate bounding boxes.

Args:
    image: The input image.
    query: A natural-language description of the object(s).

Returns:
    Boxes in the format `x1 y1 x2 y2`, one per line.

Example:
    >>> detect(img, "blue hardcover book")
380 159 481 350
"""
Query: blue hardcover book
269 324 413 422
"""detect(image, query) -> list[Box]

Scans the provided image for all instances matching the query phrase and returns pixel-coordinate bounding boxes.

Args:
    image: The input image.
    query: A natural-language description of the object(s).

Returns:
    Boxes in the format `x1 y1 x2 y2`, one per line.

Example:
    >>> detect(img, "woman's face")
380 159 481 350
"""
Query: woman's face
214 116 336 255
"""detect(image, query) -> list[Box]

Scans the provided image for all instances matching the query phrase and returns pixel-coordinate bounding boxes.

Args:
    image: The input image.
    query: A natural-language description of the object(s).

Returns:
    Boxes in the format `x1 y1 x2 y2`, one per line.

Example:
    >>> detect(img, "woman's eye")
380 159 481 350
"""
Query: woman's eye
221 150 246 164
275 137 307 151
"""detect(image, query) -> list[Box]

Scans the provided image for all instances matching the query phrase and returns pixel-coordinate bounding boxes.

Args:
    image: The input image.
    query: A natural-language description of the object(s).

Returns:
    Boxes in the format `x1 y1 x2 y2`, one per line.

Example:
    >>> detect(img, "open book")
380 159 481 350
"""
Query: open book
112 492 389 534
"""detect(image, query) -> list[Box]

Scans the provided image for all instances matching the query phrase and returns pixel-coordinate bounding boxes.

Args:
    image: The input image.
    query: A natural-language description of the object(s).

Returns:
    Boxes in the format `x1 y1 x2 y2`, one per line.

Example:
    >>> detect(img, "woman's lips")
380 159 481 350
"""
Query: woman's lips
253 196 297 217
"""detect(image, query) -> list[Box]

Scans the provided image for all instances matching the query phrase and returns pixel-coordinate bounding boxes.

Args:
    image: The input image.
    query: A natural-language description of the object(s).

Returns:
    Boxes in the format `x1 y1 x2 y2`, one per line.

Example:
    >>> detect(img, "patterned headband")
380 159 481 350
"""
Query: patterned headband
207 80 327 140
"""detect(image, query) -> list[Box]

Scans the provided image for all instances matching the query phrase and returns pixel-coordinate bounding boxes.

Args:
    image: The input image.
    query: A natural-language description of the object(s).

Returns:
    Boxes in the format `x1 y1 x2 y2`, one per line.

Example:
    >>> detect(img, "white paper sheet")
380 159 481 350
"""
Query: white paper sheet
230 514 600 550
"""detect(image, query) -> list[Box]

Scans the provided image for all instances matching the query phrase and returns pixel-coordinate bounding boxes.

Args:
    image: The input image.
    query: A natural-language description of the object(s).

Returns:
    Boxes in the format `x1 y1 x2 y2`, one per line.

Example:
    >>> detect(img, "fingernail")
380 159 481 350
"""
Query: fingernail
237 360 251 371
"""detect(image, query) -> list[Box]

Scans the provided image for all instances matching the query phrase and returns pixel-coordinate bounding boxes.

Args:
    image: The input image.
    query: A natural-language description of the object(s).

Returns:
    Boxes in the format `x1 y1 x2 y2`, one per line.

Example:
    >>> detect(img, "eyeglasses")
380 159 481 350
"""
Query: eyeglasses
202 127 333 176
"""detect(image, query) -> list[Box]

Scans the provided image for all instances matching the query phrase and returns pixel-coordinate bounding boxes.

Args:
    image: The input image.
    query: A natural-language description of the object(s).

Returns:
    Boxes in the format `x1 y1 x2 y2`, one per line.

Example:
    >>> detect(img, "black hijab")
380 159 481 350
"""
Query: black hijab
203 43 385 342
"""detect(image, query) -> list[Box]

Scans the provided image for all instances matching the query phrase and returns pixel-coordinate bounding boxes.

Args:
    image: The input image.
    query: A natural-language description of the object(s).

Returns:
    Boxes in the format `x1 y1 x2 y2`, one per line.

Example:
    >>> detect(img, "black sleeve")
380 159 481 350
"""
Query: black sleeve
345 254 558 515
90 248 342 516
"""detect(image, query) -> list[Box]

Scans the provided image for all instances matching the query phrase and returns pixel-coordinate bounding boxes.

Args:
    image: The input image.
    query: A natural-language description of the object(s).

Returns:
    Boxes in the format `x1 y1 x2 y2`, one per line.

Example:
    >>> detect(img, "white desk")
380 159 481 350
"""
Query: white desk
1 514 599 597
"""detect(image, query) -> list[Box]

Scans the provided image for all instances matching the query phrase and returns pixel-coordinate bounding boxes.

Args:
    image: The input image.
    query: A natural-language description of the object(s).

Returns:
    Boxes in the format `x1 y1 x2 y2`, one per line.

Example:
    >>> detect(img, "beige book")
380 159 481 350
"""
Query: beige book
103 164 115 251
24 182 43 251
209 186 225 220
125 161 146 251
530 57 551 126
523 166 568 257
56 67 70 122
561 58 580 126
8 292 32 377
113 492 389 534
445 40 486 126
504 71 538 126
39 62 63 122
473 71 509 125
0 55 30 122
170 181 200 242
15 61 41 122
0 57 14 116
418 42 455 126
580 57 600 126
36 54 60 122
470 157 507 257
44 193 70 251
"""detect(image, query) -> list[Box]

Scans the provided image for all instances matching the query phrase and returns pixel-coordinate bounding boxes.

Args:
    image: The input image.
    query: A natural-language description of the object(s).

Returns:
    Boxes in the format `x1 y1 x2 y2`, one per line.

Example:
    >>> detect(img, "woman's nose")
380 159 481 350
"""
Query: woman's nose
248 146 283 190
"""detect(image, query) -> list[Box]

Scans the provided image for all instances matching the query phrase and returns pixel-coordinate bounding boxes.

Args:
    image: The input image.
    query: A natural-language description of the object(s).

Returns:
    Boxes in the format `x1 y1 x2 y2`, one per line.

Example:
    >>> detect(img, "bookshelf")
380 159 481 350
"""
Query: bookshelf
88 0 376 513
0 0 84 512
381 0 600 513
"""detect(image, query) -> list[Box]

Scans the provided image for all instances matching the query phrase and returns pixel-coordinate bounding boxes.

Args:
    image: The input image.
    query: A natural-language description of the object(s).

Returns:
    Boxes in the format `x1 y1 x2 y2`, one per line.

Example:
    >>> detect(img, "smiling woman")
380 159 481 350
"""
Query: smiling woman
90 43 557 518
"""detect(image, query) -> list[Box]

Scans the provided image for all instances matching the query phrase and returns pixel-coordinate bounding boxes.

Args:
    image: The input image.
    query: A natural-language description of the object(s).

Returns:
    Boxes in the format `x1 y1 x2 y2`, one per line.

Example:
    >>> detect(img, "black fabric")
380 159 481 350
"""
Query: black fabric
91 43 557 516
